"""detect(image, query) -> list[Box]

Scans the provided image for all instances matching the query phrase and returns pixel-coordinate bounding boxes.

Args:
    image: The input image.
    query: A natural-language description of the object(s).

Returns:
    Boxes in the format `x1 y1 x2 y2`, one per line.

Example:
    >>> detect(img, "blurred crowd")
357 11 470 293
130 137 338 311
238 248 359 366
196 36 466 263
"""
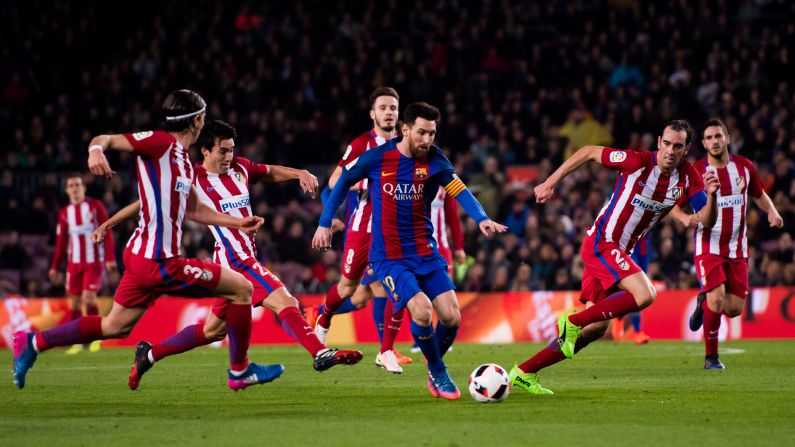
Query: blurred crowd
1 0 793 297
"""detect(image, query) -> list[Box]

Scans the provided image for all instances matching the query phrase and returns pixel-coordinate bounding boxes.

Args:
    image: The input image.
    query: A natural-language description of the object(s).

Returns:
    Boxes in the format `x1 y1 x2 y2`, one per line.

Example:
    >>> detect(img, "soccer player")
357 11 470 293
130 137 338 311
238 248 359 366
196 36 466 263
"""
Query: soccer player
312 87 413 373
13 90 276 391
312 102 507 399
94 120 363 389
49 174 117 354
673 118 783 370
509 120 720 395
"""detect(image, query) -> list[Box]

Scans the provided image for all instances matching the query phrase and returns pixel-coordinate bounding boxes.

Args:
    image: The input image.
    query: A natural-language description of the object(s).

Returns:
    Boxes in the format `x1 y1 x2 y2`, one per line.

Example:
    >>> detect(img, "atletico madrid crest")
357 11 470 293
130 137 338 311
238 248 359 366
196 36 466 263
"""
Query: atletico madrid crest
669 187 683 200
415 167 428 180
736 176 745 188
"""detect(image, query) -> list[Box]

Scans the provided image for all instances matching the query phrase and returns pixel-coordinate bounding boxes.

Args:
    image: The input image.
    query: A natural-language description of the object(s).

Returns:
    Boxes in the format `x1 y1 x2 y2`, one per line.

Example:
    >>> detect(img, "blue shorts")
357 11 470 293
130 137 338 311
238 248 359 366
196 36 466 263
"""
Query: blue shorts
370 254 455 313
360 267 378 287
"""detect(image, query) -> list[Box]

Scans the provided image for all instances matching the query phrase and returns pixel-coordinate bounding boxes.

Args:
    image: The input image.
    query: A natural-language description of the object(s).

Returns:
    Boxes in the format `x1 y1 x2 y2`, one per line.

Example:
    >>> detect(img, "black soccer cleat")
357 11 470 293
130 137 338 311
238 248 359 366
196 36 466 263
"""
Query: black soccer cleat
128 341 154 390
704 354 725 370
313 348 363 372
689 292 707 331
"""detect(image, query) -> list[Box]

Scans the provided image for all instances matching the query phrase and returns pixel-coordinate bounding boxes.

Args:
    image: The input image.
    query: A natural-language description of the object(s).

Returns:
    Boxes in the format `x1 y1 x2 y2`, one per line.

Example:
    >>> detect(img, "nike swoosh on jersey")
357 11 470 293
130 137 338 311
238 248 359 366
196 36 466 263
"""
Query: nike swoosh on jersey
381 171 395 177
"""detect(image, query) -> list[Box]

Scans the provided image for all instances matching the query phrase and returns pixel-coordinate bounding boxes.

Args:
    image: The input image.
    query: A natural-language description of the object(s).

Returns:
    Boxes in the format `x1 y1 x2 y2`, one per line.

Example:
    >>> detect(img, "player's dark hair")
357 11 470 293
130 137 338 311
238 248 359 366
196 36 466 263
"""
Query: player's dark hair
160 89 206 132
196 120 237 153
369 87 399 109
662 119 693 146
702 118 729 136
64 173 83 185
403 102 441 126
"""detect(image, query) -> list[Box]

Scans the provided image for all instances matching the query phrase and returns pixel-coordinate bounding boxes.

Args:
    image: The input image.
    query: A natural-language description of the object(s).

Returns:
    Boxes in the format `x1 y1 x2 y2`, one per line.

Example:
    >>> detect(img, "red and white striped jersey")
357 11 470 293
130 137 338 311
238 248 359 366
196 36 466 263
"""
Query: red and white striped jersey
194 157 269 267
338 129 387 234
694 154 763 259
51 198 115 269
430 187 465 251
587 148 704 254
123 130 194 260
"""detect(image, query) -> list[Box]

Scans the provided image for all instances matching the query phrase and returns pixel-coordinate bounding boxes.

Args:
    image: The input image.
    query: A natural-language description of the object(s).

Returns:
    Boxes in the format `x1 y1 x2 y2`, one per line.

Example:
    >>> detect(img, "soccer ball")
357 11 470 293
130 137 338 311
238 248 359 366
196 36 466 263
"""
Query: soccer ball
468 363 510 403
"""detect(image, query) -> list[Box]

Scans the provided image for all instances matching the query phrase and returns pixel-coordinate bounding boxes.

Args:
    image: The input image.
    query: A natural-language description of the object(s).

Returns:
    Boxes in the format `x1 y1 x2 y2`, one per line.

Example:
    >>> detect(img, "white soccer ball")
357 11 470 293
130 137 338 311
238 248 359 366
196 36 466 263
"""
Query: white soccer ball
468 363 510 403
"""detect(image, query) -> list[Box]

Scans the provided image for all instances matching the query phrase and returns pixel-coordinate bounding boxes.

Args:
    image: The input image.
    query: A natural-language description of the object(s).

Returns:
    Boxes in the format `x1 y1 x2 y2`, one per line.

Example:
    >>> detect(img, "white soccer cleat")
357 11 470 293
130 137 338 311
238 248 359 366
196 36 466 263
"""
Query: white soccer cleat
375 350 403 374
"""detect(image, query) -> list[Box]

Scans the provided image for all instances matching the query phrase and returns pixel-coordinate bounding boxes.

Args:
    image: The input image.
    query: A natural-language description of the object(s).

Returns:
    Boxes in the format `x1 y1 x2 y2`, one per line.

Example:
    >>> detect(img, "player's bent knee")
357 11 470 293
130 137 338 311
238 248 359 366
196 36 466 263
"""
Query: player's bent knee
205 327 227 342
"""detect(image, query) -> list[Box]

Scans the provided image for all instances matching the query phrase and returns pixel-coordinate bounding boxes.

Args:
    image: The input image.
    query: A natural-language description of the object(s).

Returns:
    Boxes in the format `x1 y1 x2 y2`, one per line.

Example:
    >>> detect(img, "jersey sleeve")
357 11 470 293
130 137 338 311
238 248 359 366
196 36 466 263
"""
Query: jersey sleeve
122 130 175 159
94 200 116 263
684 165 708 212
745 160 764 198
50 209 68 270
431 150 490 224
234 157 269 183
600 148 649 172
320 150 375 227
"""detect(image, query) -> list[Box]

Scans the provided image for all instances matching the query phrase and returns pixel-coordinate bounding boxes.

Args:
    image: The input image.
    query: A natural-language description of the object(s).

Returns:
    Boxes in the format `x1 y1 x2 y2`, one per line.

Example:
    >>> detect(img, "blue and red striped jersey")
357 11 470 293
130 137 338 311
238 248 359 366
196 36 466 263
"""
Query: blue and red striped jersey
321 137 486 262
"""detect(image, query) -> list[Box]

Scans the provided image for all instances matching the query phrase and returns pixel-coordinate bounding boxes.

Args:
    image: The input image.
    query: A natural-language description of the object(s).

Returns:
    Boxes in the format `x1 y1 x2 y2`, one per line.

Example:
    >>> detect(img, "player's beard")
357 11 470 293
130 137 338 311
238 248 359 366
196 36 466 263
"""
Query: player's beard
376 117 395 133
408 140 430 160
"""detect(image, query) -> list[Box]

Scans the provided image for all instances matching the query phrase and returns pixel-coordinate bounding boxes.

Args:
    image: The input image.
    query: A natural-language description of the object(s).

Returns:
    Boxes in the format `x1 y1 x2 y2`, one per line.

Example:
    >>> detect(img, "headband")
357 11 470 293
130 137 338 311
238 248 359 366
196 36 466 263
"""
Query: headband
165 107 206 121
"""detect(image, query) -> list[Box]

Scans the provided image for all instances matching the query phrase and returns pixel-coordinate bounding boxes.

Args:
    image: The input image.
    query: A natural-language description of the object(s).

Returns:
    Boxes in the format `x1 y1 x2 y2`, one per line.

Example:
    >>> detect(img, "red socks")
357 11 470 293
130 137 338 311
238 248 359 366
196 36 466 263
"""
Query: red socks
225 303 251 371
36 316 103 352
380 299 404 354
279 307 325 356
703 300 721 357
318 284 344 328
569 291 641 327
151 324 208 362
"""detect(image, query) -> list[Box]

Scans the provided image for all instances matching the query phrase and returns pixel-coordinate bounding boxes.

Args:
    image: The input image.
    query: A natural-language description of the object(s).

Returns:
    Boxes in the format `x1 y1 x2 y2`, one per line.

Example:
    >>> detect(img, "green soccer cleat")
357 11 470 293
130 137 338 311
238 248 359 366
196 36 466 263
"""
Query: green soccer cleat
557 311 581 359
508 365 553 395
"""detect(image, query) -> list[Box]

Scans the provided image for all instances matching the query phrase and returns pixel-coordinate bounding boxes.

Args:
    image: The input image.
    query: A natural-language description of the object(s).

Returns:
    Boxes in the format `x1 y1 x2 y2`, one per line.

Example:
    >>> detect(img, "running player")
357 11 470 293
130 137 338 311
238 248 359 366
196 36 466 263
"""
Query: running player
94 120 363 389
13 90 277 391
509 120 720 394
313 102 507 399
49 174 116 354
312 87 412 372
673 118 783 370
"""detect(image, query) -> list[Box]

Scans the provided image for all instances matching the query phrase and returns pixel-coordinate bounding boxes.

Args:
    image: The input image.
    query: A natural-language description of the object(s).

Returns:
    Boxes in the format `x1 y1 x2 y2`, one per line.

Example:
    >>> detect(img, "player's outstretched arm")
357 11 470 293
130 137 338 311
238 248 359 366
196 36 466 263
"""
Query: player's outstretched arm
264 165 319 198
753 192 784 228
441 174 507 237
313 154 371 251
186 187 264 235
533 145 603 203
87 134 134 178
93 201 141 244
695 171 720 229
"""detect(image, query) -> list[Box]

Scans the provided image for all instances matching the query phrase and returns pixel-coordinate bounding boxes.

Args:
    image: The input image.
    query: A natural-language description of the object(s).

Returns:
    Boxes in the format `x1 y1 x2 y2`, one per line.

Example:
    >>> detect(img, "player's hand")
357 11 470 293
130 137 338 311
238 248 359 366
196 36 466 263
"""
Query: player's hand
454 249 467 264
479 220 508 236
297 170 319 198
330 218 346 234
533 181 555 203
92 225 109 244
88 149 115 178
239 216 264 235
48 269 59 284
769 211 784 228
312 226 333 251
702 171 720 195
105 261 117 273
683 213 701 229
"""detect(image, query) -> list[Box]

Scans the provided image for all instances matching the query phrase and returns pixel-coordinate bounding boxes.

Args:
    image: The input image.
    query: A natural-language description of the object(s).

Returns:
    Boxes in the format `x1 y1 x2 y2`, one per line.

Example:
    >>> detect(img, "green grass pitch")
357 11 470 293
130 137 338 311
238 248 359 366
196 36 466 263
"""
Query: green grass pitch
2 340 794 446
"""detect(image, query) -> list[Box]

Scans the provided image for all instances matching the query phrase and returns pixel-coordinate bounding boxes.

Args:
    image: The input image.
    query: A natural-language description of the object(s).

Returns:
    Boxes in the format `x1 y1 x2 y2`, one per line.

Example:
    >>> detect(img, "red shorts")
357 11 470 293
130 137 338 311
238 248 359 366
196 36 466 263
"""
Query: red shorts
341 230 371 281
65 263 103 296
438 245 454 276
695 254 749 298
211 258 285 319
114 248 222 308
580 233 643 303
